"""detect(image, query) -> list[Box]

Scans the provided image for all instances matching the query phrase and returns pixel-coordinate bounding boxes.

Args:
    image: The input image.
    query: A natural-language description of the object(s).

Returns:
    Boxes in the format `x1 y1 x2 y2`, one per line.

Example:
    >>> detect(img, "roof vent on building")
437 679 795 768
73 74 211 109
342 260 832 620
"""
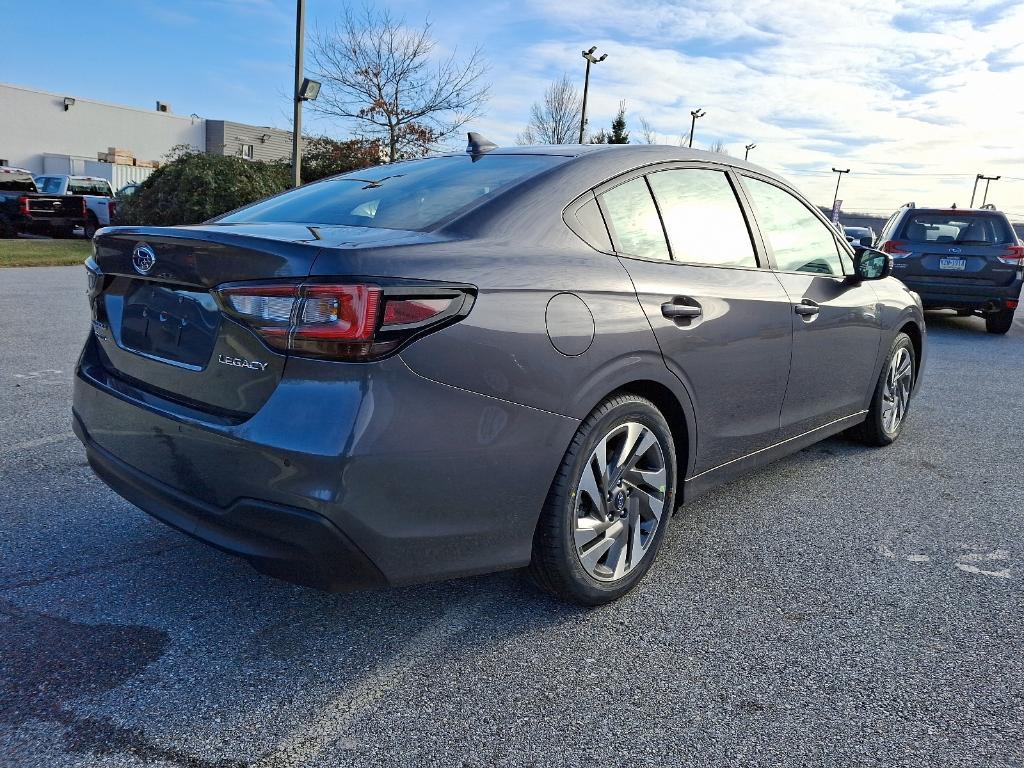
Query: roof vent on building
156 101 171 113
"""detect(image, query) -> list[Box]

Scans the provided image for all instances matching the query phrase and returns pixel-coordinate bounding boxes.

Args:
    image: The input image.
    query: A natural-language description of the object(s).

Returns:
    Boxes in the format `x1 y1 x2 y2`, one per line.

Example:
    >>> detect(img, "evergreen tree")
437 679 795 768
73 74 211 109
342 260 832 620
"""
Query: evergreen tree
609 101 629 144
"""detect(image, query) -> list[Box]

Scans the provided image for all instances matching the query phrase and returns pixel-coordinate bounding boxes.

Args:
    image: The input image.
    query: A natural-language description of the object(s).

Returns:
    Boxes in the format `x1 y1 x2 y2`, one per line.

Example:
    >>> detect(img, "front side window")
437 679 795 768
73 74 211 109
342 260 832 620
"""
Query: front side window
220 154 567 231
647 169 757 268
600 177 669 261
744 177 844 275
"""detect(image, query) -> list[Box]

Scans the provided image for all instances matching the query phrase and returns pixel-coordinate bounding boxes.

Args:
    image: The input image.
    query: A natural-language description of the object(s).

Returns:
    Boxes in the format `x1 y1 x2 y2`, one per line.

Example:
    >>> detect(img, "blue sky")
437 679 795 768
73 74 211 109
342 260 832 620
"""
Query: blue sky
4 0 1024 216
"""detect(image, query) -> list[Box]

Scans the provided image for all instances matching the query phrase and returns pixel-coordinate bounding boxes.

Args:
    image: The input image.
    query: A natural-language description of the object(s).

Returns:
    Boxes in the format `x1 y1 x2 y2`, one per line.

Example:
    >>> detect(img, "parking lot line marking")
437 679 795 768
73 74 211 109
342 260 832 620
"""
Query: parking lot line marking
0 431 75 456
252 596 483 768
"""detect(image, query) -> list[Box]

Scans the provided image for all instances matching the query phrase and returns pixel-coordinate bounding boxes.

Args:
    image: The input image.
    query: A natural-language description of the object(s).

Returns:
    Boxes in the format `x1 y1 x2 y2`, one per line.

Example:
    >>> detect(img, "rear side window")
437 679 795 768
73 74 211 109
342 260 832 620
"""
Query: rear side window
600 177 670 261
743 178 843 275
219 154 567 231
36 177 62 194
647 169 757 268
899 212 1014 245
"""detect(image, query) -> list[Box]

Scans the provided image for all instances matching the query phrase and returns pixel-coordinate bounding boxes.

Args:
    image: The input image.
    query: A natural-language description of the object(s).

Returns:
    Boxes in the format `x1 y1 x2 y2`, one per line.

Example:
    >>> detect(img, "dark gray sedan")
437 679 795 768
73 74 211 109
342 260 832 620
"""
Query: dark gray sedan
74 140 926 605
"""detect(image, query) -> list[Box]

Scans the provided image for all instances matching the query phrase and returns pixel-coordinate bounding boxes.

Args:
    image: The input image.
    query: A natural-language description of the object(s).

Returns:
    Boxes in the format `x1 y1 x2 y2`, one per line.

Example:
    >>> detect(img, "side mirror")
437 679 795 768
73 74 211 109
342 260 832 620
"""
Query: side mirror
852 247 892 280
859 236 873 248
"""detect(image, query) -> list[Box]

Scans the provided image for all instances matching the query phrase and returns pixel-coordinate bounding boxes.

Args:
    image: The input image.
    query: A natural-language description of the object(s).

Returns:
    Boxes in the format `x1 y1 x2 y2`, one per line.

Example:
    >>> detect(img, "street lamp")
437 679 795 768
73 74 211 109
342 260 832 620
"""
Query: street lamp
974 174 1000 207
744 143 756 161
831 167 850 214
688 108 705 148
579 46 608 144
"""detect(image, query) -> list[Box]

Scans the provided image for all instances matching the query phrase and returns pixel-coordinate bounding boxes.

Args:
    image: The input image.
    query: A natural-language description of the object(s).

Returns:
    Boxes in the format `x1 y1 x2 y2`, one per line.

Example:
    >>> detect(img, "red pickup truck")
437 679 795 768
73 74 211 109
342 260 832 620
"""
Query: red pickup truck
0 167 89 238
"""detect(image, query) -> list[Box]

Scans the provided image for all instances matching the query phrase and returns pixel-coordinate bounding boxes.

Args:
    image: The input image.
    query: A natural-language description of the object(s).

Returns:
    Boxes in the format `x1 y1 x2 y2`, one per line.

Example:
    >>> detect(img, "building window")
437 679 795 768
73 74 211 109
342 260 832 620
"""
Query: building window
241 144 254 160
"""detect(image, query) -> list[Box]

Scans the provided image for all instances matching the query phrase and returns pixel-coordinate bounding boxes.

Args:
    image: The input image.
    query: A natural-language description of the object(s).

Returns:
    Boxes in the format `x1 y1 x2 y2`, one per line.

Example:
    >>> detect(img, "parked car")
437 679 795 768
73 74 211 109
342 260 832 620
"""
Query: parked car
0 166 88 238
843 226 876 247
35 174 116 238
875 203 1023 333
73 141 926 605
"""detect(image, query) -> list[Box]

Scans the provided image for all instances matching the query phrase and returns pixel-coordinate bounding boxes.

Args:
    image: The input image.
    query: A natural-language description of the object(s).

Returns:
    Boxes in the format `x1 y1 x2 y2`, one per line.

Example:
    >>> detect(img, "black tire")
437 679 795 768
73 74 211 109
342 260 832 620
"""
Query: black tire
529 394 677 605
986 309 1014 335
83 213 99 239
851 332 915 447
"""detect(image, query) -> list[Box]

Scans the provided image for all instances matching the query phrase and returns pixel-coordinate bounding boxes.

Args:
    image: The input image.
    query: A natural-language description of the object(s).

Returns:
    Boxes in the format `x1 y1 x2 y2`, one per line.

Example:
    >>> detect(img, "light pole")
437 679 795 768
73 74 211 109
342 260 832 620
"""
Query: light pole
744 143 756 161
578 46 607 144
979 174 1000 206
291 0 306 188
831 167 850 212
688 108 705 148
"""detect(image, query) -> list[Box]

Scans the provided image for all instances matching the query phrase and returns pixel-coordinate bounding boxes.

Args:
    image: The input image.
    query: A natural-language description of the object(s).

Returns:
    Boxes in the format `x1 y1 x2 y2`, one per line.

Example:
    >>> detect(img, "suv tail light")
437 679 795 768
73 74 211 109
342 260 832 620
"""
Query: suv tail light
217 280 474 361
17 196 29 216
997 245 1024 265
881 240 910 257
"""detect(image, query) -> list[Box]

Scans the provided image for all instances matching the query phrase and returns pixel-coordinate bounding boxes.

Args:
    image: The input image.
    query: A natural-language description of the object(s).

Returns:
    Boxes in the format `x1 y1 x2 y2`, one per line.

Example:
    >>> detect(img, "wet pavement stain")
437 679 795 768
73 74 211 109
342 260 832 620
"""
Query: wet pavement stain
0 598 244 768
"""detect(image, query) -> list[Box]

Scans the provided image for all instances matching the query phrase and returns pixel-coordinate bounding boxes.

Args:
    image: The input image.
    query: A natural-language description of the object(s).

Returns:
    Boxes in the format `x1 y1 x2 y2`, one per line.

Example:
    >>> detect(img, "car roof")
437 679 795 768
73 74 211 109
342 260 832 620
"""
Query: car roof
454 142 772 173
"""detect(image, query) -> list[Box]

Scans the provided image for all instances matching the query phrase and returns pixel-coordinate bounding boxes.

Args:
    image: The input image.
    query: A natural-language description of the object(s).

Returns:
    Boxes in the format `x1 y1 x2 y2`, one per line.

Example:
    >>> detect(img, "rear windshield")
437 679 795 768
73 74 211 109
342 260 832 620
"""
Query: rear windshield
0 173 37 192
69 178 113 196
218 154 567 231
900 212 1014 246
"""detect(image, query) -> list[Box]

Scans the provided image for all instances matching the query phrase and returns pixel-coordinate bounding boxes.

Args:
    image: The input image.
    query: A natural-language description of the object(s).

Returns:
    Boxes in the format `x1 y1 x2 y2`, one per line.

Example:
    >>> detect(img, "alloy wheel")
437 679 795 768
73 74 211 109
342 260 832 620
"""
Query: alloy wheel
573 422 668 582
881 346 912 434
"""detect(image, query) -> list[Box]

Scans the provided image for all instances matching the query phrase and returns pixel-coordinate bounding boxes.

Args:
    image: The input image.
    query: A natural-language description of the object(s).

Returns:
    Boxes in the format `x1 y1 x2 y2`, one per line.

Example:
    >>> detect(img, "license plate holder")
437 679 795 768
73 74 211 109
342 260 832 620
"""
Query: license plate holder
938 257 967 271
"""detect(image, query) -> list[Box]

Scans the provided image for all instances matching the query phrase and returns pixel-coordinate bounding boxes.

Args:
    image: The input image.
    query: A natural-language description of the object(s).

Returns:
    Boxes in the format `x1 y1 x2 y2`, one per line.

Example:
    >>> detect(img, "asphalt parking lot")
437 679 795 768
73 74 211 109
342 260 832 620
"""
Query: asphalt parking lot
2 265 1022 768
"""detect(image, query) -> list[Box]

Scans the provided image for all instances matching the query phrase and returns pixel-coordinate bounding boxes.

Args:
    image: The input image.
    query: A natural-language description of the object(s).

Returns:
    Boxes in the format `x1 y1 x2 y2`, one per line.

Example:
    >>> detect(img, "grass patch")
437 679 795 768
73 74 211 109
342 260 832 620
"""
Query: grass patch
0 238 92 267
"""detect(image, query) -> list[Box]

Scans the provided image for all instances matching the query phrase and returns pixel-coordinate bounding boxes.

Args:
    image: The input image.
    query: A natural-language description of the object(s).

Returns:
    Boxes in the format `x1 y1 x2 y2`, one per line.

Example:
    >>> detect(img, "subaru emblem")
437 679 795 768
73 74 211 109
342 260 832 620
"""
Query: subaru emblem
132 243 156 275
947 247 962 254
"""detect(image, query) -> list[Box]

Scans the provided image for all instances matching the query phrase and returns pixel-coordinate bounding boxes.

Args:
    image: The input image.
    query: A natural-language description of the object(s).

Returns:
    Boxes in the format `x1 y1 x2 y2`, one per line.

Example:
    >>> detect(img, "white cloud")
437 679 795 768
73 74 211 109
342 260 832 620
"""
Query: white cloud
456 0 1024 218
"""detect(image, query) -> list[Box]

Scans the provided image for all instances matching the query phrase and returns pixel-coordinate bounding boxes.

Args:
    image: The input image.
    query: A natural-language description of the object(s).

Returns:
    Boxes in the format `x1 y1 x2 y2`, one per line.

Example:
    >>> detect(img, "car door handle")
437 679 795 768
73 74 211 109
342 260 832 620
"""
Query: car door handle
661 301 702 319
794 301 820 317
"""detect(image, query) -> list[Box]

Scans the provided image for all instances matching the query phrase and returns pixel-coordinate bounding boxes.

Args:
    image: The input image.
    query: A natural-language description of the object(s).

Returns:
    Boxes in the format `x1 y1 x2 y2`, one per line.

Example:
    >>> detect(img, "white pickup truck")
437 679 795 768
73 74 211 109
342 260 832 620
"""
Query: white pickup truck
34 175 116 238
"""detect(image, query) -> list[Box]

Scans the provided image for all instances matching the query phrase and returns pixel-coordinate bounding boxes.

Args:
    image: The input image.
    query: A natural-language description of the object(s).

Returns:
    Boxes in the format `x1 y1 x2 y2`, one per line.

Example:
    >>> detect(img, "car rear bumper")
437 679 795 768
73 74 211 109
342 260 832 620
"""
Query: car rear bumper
75 415 387 590
73 336 578 590
898 276 1023 311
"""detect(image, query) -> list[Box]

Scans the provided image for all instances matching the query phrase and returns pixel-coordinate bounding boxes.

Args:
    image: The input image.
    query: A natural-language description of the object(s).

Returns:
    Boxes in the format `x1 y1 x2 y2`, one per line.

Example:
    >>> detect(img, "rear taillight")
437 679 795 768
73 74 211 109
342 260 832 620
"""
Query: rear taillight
217 281 473 361
997 245 1024 265
108 200 117 220
81 198 88 217
17 196 29 216
881 240 910 257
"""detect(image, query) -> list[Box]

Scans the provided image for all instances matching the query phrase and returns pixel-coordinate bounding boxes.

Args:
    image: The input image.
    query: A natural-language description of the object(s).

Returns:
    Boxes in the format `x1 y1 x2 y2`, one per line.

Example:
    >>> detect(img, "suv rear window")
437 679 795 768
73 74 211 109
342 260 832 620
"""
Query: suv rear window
900 212 1014 246
219 154 567 231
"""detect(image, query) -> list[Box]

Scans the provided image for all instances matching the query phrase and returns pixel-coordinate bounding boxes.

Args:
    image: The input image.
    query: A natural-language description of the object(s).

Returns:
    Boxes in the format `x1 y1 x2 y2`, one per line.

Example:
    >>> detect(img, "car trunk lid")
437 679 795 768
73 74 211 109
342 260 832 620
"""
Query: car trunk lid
88 224 327 416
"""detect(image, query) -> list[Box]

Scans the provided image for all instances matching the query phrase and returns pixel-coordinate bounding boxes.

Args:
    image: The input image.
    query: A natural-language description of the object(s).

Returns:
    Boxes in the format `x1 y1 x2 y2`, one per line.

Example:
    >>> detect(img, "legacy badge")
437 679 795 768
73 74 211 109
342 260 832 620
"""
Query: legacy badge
218 354 268 371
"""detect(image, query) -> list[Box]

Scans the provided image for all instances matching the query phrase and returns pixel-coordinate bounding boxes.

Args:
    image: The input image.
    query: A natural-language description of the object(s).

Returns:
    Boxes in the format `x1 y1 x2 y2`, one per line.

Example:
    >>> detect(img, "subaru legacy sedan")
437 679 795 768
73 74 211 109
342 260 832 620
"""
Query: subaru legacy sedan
74 140 925 605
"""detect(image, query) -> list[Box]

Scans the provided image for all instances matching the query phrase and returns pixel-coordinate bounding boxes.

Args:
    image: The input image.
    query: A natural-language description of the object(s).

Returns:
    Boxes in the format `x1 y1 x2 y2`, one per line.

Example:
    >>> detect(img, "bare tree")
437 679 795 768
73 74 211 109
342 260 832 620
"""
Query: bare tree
707 139 730 154
310 6 490 161
636 116 657 145
516 74 582 145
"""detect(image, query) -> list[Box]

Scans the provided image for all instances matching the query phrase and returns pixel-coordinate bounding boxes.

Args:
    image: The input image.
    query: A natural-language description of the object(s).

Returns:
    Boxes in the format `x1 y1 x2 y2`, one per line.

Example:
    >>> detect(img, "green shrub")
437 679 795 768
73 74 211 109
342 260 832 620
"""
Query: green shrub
301 136 383 183
117 148 292 226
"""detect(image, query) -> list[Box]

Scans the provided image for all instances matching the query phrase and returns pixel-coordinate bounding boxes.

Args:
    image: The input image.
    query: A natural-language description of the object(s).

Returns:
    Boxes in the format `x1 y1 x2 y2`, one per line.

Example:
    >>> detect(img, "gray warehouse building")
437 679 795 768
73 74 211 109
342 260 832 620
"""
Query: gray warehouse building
0 82 299 188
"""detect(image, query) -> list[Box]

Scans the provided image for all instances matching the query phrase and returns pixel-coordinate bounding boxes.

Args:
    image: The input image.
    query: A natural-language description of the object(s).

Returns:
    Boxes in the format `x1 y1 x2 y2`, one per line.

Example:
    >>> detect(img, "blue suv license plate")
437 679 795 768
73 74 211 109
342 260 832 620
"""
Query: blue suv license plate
939 257 967 271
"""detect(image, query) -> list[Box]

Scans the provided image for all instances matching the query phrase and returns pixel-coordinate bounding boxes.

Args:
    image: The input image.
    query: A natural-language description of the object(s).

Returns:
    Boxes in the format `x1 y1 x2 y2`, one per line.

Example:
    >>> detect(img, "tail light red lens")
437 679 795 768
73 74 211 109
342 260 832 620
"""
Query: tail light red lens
108 200 117 219
997 245 1024 265
881 240 910 256
81 198 88 217
17 196 29 216
218 281 472 361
